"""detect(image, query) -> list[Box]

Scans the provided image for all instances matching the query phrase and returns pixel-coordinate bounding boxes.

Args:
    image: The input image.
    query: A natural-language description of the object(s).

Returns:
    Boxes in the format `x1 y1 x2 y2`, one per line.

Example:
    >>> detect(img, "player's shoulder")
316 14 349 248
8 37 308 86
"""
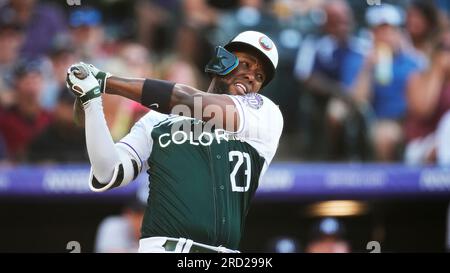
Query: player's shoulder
231 93 283 163
230 93 283 135
231 93 280 113
229 93 283 128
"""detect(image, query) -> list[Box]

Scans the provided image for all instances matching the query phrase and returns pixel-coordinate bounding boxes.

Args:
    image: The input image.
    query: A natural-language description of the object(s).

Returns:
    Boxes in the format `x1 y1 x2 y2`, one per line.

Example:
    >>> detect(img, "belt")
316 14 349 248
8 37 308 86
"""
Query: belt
162 238 239 253
163 239 218 253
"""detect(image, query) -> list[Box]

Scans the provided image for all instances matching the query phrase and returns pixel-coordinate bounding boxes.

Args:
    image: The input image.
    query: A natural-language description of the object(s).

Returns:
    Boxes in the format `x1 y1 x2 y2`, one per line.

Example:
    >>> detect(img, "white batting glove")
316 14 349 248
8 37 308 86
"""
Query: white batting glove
79 62 111 93
66 63 102 106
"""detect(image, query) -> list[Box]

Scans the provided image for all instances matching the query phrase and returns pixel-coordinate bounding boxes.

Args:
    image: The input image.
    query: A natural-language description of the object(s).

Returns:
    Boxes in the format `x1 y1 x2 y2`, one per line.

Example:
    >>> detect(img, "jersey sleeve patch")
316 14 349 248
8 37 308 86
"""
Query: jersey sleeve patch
242 93 264 109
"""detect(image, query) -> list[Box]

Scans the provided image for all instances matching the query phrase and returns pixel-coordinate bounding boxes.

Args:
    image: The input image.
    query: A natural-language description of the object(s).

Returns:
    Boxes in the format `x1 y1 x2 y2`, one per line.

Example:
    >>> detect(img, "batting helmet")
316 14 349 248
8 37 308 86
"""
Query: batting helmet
205 31 278 87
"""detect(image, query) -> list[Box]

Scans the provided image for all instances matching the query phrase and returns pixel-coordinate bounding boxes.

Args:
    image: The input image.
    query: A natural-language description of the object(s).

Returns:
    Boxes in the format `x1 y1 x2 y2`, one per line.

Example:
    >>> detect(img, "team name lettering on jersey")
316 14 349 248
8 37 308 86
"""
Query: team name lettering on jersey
159 129 243 147
154 115 243 147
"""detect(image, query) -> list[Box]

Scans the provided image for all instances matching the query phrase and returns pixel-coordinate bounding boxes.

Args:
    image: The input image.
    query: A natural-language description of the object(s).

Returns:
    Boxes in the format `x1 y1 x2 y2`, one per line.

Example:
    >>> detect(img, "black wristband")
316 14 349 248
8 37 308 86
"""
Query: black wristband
141 79 175 113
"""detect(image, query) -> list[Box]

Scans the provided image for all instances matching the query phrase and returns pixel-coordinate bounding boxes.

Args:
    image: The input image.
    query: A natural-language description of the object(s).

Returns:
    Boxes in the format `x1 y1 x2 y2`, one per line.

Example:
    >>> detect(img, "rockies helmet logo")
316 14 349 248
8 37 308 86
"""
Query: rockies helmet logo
259 36 273 51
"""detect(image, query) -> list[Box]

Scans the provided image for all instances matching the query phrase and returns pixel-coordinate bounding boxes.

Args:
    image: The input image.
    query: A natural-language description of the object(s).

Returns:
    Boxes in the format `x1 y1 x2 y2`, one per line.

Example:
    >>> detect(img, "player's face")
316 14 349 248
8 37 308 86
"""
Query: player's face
214 51 266 96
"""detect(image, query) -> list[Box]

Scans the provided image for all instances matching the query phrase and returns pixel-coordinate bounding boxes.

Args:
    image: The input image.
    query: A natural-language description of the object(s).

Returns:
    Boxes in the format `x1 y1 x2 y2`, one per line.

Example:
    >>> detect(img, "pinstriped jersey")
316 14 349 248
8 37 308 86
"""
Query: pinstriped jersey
117 94 283 249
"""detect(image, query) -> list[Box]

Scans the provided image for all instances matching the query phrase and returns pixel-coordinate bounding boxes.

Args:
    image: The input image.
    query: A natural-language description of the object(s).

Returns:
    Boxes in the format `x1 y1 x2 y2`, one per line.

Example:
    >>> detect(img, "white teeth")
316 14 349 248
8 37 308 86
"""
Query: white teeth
235 83 247 94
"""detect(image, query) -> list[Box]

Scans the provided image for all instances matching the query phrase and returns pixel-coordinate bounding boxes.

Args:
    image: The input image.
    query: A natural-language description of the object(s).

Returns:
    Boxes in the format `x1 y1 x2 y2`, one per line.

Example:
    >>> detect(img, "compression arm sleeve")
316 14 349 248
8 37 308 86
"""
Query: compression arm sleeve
84 97 141 192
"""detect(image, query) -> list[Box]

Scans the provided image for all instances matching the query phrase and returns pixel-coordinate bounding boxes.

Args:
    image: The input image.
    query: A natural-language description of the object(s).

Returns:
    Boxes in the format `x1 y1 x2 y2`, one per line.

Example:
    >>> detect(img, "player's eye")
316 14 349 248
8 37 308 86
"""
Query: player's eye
256 73 265 83
241 62 249 68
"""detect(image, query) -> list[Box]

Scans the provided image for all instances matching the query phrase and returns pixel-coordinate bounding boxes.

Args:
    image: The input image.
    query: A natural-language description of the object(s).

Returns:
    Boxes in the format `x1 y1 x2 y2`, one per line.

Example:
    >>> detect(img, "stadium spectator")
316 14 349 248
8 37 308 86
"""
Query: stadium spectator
215 0 278 46
40 34 78 111
94 200 146 253
405 27 450 165
430 27 450 166
101 42 152 140
158 56 203 88
352 4 421 162
27 91 87 163
294 0 368 160
405 0 442 69
134 0 179 57
0 0 67 59
295 0 364 94
173 23 213 81
0 12 24 107
0 59 51 161
68 7 109 64
182 0 218 29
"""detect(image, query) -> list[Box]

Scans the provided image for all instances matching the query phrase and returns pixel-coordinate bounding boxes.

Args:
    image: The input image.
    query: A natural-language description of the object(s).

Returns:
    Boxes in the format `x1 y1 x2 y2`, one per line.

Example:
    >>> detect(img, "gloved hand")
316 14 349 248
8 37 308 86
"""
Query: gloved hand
66 63 101 106
79 62 111 93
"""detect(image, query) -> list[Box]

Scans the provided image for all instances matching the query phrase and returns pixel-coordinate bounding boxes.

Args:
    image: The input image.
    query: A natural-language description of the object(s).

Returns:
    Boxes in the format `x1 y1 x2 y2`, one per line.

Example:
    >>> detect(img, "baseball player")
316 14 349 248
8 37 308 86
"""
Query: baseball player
66 31 283 253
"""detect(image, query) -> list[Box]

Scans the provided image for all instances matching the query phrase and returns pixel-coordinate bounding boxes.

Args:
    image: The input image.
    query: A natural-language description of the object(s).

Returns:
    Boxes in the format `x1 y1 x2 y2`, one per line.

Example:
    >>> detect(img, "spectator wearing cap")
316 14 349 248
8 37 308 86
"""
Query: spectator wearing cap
0 14 24 107
0 59 52 161
69 7 109 64
294 0 369 161
27 91 87 163
352 4 422 162
0 0 67 59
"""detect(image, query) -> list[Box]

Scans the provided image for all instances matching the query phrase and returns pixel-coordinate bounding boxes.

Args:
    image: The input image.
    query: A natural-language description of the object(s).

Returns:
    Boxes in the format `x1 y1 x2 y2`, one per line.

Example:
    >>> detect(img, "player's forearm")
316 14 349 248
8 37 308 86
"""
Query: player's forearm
84 98 121 183
106 76 204 109
105 76 145 102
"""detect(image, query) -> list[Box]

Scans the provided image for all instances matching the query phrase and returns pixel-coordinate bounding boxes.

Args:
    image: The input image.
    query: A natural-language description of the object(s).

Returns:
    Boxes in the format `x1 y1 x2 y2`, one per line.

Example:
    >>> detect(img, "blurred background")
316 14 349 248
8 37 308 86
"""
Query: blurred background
1 0 450 252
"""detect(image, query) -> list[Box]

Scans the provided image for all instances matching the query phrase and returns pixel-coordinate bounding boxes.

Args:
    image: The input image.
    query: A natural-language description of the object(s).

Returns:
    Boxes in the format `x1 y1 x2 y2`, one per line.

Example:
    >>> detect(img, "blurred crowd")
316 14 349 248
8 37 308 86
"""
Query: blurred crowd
0 0 449 165
267 217 351 253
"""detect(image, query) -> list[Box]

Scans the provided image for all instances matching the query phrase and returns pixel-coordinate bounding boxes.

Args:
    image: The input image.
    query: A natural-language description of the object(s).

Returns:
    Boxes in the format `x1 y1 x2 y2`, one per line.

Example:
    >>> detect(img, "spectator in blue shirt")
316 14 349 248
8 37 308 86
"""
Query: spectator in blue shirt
352 4 422 161
294 0 368 160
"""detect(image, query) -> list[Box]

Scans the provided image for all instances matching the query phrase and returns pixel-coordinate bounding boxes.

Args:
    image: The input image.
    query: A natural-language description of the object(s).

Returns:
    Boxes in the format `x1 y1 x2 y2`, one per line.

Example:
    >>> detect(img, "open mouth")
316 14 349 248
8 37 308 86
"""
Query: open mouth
234 82 248 94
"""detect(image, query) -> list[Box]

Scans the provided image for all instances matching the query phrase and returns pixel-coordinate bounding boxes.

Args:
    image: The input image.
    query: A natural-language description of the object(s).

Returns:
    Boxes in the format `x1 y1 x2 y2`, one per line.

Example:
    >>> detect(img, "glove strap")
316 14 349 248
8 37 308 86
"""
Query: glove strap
96 71 110 93
79 86 102 105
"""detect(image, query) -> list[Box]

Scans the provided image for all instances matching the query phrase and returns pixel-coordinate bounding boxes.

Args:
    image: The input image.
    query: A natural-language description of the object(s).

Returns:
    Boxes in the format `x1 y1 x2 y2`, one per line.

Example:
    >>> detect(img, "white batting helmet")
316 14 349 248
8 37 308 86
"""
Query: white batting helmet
224 30 278 86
